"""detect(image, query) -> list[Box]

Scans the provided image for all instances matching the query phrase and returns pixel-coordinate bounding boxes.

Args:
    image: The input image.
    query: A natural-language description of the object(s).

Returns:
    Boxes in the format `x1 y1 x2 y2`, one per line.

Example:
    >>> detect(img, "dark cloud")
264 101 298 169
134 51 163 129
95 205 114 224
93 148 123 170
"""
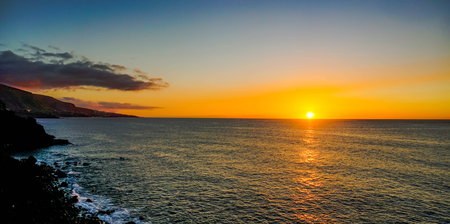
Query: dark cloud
91 63 113 71
60 97 160 110
48 45 60 51
0 48 169 91
22 43 46 52
112 65 127 70
36 52 73 60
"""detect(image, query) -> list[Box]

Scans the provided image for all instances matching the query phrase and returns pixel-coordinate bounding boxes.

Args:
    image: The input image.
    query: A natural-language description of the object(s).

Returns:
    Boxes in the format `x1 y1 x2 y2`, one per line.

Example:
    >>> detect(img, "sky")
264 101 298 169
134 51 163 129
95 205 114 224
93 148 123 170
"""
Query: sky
1 0 449 119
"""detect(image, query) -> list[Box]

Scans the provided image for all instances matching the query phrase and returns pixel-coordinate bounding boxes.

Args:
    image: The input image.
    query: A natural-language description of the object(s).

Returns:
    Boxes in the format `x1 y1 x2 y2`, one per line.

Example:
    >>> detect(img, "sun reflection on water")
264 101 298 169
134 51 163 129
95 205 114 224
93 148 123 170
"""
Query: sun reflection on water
291 120 329 223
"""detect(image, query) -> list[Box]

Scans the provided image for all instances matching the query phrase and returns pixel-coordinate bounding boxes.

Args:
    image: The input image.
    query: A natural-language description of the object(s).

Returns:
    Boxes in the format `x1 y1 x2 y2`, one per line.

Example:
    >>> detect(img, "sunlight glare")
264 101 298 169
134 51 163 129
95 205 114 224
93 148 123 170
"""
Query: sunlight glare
307 112 315 119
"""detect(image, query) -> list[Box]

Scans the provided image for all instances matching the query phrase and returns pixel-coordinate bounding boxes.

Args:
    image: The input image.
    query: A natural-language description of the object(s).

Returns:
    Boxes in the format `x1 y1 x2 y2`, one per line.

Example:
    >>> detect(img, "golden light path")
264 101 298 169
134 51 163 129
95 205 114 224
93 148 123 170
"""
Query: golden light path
307 112 315 119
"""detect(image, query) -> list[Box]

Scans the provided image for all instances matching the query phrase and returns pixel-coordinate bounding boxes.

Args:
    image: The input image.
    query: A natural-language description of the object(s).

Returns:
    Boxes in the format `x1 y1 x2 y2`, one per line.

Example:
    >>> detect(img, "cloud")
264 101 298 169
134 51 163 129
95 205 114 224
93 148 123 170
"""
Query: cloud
22 43 46 52
34 51 73 60
60 97 160 110
48 45 60 51
112 65 127 70
0 46 169 91
134 69 147 75
98 101 160 110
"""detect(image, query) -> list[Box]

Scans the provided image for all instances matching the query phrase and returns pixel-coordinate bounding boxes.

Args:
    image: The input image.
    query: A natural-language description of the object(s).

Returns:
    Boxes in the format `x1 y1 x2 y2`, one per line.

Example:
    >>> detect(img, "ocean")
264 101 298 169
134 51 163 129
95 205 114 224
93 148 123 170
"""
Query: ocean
12 118 450 223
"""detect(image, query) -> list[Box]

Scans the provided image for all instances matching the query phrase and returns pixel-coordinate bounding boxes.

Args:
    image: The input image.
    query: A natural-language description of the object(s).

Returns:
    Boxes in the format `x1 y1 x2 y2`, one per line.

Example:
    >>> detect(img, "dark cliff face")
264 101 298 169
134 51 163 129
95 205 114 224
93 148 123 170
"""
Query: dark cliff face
0 84 136 118
0 106 69 151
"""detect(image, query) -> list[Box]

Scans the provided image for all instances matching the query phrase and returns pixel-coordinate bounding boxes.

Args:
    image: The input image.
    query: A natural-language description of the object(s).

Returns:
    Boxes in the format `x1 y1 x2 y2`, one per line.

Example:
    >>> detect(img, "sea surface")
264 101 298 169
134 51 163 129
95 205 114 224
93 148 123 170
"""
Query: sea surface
12 118 450 223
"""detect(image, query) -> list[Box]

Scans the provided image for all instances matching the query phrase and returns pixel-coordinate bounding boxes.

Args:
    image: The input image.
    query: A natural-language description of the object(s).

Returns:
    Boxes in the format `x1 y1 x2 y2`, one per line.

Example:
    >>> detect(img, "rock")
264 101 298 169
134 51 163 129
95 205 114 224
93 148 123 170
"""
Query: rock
98 209 115 215
53 139 70 145
55 169 67 178
61 182 68 187
28 156 37 164
0 109 70 151
86 198 93 203
82 162 90 166
68 196 79 204
139 216 145 220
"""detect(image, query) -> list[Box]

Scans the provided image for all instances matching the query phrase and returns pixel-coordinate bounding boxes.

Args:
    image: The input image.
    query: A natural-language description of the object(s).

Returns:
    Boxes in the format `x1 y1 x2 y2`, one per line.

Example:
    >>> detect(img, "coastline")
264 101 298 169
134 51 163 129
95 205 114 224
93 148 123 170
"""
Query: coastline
0 102 112 224
0 155 104 224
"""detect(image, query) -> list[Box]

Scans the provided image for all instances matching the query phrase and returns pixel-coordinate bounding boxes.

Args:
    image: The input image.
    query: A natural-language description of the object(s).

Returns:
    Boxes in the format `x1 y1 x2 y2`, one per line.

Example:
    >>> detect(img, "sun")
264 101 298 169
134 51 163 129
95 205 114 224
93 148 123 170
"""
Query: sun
306 112 315 119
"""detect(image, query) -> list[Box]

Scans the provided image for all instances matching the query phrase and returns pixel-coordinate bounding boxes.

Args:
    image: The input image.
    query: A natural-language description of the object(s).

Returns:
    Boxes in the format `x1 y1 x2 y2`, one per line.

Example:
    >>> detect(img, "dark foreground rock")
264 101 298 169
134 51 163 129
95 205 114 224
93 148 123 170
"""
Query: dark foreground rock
0 109 70 151
0 155 104 224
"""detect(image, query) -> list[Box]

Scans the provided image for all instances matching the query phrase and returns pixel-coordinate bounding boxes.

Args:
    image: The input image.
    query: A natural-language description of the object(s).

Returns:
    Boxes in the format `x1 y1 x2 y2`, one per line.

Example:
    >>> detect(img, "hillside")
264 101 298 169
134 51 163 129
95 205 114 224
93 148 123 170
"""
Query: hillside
0 84 136 118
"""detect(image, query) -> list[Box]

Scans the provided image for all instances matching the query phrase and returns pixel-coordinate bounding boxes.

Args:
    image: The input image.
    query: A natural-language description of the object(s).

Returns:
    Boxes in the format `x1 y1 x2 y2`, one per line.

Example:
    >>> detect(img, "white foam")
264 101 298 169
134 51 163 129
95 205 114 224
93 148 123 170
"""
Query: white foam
30 156 151 224
70 175 151 224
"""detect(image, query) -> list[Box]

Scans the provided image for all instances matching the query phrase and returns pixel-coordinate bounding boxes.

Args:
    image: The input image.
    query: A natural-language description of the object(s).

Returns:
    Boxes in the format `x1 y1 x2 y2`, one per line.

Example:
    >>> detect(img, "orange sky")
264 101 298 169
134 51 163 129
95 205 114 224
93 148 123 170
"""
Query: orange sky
37 56 450 119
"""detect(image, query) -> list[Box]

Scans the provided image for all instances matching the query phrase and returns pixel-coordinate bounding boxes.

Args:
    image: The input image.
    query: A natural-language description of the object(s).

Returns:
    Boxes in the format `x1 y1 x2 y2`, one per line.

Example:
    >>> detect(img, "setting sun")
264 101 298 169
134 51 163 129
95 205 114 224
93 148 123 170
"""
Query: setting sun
306 112 315 119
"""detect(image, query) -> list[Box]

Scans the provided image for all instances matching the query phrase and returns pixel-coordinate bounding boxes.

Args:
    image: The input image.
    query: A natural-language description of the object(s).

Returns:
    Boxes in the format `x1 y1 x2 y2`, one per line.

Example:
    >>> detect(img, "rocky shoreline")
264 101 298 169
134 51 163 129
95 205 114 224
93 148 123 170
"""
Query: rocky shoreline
0 101 106 223
0 155 105 224
0 101 142 224
0 109 70 152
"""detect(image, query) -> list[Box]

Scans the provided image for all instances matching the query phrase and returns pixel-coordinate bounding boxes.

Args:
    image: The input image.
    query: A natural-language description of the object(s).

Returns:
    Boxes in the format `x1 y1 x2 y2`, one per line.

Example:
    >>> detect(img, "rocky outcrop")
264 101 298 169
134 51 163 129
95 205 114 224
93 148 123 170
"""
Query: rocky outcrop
0 104 70 151
0 155 104 224
0 84 137 118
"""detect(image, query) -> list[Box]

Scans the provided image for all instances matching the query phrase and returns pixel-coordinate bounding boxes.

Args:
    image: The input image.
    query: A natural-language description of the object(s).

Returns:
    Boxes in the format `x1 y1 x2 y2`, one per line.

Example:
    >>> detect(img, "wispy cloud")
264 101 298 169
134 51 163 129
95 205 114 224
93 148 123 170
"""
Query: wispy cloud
60 97 161 110
0 44 169 91
22 43 46 52
98 101 160 110
48 45 60 51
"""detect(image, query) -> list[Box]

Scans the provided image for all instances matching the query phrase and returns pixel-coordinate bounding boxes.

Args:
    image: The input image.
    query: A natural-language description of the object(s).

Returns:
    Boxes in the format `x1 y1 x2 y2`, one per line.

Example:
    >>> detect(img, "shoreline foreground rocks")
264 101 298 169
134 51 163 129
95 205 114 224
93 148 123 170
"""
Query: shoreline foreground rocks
0 155 104 224
0 100 104 223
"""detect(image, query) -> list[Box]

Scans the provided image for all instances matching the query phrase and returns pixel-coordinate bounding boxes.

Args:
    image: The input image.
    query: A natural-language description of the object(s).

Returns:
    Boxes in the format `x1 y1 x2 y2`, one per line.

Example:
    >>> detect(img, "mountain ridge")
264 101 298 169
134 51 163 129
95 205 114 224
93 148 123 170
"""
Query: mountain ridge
0 84 137 118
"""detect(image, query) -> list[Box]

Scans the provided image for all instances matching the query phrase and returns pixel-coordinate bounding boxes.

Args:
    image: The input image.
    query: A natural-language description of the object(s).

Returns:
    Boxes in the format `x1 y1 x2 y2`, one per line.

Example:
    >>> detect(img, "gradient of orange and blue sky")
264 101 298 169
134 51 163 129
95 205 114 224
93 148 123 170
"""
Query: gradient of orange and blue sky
1 0 449 119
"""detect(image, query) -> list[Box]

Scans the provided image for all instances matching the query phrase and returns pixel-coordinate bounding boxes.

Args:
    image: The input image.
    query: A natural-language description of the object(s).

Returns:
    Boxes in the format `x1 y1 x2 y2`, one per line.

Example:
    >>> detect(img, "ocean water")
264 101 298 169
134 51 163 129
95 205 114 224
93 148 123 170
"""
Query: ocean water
13 118 450 223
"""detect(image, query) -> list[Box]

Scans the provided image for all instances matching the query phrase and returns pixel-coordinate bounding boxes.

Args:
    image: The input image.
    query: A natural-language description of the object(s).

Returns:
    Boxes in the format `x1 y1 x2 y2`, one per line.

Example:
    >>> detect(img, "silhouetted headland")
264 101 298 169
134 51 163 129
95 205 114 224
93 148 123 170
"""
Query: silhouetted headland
0 84 137 118
0 100 69 152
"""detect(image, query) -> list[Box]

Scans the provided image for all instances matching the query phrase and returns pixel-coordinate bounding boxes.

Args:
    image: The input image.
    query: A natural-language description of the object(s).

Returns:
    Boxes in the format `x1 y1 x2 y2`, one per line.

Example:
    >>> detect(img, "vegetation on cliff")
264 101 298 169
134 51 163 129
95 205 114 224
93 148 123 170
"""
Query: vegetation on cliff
0 84 136 118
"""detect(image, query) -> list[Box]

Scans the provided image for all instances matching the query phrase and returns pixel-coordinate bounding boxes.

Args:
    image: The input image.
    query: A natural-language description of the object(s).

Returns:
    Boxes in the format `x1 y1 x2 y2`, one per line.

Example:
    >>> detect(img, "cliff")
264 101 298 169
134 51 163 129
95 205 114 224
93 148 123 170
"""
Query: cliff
0 108 70 151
